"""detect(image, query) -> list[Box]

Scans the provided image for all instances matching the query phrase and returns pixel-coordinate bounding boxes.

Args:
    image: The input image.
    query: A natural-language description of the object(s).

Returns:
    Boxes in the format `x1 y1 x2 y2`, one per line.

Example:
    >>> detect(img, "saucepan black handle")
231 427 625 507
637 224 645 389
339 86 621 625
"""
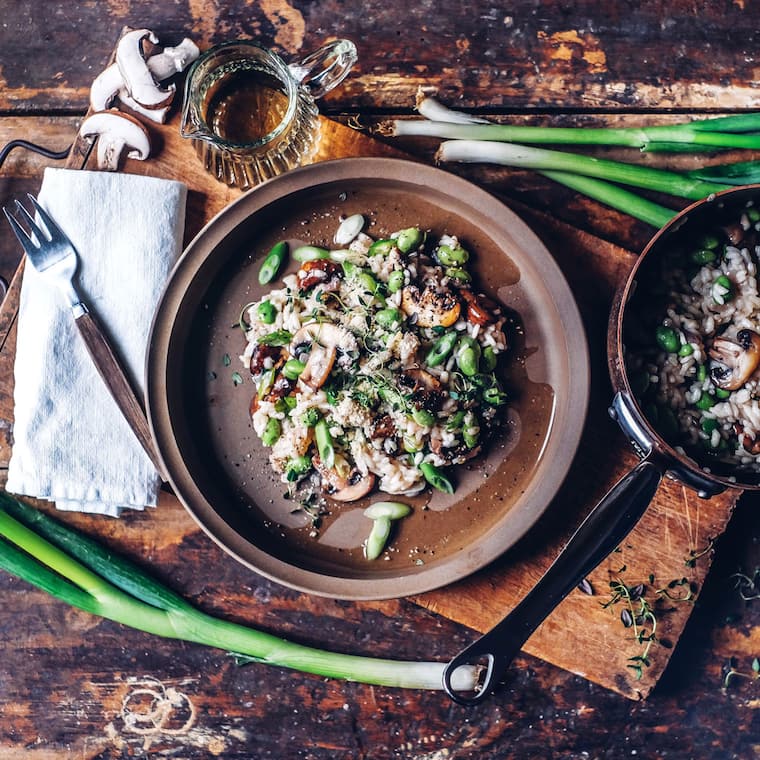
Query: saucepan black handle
442 458 663 705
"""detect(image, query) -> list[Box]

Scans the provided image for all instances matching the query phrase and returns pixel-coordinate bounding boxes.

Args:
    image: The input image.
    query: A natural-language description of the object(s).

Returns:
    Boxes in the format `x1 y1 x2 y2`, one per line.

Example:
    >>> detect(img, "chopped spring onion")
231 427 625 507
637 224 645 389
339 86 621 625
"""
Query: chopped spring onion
0 494 479 692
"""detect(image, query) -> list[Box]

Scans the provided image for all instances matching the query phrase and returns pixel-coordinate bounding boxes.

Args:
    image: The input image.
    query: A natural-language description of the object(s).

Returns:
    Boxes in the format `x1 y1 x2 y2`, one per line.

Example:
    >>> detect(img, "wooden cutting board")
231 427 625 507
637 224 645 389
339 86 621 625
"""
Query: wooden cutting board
0 78 741 702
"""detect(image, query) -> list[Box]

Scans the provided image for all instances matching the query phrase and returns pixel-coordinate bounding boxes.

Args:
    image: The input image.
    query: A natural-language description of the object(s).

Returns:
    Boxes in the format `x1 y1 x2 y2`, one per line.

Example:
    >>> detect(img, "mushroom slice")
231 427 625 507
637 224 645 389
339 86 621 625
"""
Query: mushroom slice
89 63 124 112
330 472 376 502
116 29 175 109
314 455 376 502
709 329 760 391
401 284 461 328
79 111 151 171
146 38 201 81
290 322 356 390
460 288 500 326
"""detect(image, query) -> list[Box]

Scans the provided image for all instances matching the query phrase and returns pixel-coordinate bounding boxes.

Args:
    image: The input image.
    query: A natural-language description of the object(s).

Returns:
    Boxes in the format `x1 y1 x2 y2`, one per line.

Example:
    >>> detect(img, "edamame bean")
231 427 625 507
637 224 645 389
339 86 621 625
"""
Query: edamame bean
715 387 731 399
364 501 412 521
256 300 277 324
285 455 312 481
480 345 497 373
445 267 471 283
690 248 717 265
412 408 436 427
445 410 466 430
419 462 454 494
395 227 424 253
456 337 481 377
749 207 760 223
315 418 335 468
678 343 694 357
696 392 716 411
376 307 402 329
712 274 734 304
387 270 405 293
700 234 720 250
368 239 395 257
655 325 679 353
425 331 458 367
282 358 306 380
697 364 708 382
701 418 719 434
258 241 288 285
462 412 480 449
436 243 470 266
364 517 391 560
261 417 282 447
293 245 330 262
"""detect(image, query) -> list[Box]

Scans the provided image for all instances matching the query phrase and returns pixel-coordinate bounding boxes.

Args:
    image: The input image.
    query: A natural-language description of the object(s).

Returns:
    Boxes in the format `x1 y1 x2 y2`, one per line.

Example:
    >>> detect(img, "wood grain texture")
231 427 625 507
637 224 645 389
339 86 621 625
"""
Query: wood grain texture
1 7 760 758
2 2 759 113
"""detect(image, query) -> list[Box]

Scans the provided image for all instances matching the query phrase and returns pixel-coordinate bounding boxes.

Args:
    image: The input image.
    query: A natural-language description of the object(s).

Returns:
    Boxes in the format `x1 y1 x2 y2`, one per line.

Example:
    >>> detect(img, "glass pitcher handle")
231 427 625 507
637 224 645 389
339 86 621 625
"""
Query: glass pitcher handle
288 39 357 99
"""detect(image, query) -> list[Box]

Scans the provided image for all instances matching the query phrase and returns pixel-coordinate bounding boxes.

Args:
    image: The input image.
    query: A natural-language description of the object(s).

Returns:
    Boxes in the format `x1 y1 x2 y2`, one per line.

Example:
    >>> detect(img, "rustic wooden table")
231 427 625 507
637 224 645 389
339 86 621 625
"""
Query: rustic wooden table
2 3 760 758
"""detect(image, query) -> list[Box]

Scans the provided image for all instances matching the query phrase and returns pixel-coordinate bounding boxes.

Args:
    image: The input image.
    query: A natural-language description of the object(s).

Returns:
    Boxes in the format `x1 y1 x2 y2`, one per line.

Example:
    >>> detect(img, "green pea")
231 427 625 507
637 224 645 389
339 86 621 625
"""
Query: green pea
655 325 680 353
696 392 716 411
445 267 471 283
462 412 480 449
387 270 405 293
690 249 717 265
715 387 731 399
284 396 297 410
293 245 330 262
395 227 425 253
712 274 734 305
364 501 412 521
436 243 470 266
314 418 335 469
426 331 458 367
480 345 497 373
261 417 282 447
302 408 320 427
419 462 454 494
677 343 694 357
749 207 760 223
701 418 719 434
285 455 312 481
412 408 436 427
256 300 277 324
697 364 708 382
258 241 288 285
376 307 403 329
282 358 306 380
456 337 481 377
368 239 395 257
700 234 720 250
364 517 391 560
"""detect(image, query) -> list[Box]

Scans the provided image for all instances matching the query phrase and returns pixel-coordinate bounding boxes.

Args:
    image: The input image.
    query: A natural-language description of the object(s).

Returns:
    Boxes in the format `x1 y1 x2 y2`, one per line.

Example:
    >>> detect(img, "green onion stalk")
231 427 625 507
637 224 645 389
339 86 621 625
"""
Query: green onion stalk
0 493 479 692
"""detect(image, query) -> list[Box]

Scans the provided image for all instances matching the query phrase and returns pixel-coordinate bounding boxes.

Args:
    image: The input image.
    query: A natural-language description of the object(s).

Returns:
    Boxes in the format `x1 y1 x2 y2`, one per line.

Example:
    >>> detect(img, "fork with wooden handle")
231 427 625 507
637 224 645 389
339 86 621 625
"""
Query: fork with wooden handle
3 194 166 480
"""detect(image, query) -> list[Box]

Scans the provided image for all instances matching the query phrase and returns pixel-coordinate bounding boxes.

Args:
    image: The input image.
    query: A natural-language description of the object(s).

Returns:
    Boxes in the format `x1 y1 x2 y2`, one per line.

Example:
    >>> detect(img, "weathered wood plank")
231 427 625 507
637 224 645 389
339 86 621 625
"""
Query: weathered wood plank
1 2 759 114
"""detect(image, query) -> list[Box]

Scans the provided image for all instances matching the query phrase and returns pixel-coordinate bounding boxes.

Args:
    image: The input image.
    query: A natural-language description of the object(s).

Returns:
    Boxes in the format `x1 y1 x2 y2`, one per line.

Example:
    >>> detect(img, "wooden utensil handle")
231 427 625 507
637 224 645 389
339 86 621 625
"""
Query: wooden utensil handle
75 310 165 479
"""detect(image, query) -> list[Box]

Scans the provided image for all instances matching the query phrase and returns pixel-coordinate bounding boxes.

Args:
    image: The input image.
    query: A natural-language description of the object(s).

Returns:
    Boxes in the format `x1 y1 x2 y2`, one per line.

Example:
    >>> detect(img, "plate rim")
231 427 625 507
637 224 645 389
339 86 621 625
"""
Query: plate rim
146 157 590 600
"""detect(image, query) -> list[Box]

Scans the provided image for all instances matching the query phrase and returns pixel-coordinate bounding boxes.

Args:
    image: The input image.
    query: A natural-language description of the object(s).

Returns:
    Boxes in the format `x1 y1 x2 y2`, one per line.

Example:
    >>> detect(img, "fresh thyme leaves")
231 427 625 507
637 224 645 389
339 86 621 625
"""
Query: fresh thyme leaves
723 656 760 690
231 371 243 387
257 329 293 346
601 573 699 680
731 567 760 601
222 353 231 366
685 539 714 568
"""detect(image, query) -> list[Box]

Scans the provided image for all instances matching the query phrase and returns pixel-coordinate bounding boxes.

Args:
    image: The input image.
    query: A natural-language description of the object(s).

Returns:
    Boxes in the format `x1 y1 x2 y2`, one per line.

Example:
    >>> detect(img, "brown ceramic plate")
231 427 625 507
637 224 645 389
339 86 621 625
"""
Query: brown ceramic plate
146 157 589 600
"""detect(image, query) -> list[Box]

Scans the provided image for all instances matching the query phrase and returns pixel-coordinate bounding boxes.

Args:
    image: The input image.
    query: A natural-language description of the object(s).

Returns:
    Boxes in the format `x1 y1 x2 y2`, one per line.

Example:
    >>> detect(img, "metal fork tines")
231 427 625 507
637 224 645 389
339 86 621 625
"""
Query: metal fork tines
3 194 165 477
3 194 87 318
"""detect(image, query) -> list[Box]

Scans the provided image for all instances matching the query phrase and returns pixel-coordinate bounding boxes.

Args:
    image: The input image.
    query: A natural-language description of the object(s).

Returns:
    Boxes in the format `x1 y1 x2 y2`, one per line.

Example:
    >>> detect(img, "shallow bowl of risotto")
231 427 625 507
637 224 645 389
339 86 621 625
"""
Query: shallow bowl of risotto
146 157 589 599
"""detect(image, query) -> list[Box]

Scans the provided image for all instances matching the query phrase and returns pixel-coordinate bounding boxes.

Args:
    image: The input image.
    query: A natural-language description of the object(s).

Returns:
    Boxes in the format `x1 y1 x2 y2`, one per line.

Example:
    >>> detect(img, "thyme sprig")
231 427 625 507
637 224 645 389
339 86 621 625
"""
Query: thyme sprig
731 567 760 601
723 657 760 690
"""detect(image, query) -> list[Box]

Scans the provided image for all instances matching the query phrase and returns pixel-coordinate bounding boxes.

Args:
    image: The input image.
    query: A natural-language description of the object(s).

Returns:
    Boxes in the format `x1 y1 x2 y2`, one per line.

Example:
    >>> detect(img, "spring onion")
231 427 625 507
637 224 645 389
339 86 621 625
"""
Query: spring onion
0 493 479 692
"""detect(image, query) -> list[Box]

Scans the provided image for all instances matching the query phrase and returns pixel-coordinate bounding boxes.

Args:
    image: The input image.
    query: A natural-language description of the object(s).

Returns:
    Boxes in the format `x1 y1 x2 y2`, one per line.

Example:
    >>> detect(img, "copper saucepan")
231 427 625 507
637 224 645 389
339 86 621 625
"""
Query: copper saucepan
443 184 760 705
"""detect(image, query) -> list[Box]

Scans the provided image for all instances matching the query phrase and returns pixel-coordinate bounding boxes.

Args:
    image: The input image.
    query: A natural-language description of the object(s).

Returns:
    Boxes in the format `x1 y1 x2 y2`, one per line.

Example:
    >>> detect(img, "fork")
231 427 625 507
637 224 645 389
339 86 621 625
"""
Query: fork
4 194 165 479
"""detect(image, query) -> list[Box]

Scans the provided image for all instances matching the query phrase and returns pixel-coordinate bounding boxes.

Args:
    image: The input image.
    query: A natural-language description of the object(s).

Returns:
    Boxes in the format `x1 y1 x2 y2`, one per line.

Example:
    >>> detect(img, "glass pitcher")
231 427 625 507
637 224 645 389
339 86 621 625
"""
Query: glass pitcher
180 39 357 189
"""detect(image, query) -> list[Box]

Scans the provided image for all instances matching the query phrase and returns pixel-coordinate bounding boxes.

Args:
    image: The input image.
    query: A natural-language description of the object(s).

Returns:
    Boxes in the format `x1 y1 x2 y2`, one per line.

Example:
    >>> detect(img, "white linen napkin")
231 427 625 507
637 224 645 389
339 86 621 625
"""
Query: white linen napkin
6 168 187 516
